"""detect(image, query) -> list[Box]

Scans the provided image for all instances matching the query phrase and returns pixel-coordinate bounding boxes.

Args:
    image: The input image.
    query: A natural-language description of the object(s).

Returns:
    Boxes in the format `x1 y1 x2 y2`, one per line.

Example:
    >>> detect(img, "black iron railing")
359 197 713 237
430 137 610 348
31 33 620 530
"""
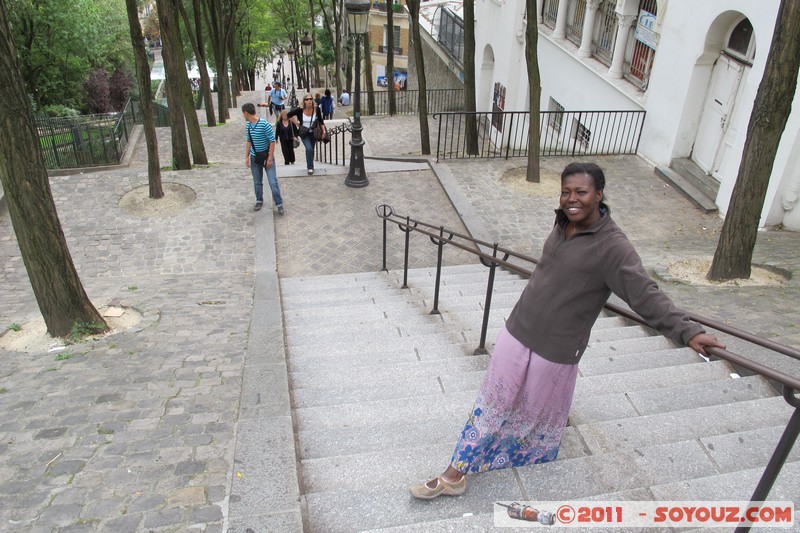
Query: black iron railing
315 122 352 166
36 95 170 170
355 88 464 116
433 109 646 161
376 203 799 532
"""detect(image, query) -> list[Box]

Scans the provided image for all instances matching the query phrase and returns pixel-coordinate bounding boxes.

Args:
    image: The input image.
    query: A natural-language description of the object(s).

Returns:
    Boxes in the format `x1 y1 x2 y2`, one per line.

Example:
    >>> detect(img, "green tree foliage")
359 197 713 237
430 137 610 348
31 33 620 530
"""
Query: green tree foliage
8 0 131 110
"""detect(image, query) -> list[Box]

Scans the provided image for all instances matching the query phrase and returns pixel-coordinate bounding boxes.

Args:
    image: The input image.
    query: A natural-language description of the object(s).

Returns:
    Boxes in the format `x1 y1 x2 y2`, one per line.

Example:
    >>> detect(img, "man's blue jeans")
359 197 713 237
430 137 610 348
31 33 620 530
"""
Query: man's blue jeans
250 156 283 207
301 134 315 170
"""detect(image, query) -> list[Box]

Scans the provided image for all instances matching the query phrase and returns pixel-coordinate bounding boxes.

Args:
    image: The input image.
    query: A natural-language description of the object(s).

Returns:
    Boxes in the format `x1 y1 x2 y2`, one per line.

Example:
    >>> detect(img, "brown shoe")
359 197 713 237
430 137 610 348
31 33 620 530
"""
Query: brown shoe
410 475 466 500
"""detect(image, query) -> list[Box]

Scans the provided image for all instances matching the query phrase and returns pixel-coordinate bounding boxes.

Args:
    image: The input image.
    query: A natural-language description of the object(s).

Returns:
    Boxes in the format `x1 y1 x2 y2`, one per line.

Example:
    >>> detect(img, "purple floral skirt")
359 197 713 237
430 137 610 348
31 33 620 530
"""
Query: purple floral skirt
450 326 578 473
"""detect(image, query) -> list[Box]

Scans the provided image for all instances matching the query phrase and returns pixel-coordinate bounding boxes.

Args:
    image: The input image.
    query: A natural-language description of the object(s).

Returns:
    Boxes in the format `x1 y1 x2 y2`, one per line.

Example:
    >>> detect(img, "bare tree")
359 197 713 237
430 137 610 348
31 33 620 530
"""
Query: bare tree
125 0 163 198
708 0 800 280
0 1 107 338
406 0 430 154
524 0 541 182
464 0 478 154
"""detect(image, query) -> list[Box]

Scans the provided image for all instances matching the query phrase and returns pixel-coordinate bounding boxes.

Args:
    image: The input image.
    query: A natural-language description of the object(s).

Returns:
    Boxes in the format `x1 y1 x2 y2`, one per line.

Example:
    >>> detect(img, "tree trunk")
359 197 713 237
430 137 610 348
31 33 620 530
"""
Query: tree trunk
387 1 396 115
156 0 192 169
524 0 541 182
708 0 800 280
0 3 108 338
363 31 375 115
464 0 478 154
180 0 216 127
164 0 208 165
407 0 430 154
125 0 163 198
227 26 239 106
203 0 232 123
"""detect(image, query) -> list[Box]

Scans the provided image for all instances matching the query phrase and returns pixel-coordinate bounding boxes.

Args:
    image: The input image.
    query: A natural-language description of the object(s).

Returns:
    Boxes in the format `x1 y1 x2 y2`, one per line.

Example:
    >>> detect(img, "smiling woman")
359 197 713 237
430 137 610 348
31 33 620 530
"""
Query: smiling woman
410 162 727 500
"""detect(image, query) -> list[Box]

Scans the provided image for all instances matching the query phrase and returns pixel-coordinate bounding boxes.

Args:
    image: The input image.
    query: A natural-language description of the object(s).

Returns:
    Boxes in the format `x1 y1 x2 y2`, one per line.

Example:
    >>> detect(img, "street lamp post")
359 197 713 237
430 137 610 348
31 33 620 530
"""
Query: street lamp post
287 46 297 107
278 47 285 86
300 32 313 93
344 0 371 188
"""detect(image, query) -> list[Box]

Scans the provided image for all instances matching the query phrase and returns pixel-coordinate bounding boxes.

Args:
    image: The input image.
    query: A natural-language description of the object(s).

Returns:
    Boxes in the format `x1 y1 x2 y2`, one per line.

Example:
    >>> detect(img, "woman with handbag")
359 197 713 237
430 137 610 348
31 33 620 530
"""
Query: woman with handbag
287 93 326 175
275 110 299 165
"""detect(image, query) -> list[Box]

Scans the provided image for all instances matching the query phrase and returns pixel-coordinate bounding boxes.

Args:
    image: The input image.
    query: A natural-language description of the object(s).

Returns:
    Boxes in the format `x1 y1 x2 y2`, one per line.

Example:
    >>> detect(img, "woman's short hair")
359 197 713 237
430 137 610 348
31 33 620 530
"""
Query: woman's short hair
561 162 605 191
324 89 331 97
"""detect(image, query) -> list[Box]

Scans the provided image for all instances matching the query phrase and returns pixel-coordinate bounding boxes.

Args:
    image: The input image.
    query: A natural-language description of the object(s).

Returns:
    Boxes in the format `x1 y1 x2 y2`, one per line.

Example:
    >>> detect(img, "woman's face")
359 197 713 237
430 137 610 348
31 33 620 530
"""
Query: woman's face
303 97 314 109
560 172 603 228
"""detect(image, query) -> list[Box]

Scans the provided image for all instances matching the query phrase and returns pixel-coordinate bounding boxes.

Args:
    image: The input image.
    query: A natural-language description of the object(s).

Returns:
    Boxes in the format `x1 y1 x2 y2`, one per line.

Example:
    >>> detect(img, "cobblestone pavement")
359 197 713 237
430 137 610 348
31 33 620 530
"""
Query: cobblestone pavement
273 169 477 278
0 97 261 532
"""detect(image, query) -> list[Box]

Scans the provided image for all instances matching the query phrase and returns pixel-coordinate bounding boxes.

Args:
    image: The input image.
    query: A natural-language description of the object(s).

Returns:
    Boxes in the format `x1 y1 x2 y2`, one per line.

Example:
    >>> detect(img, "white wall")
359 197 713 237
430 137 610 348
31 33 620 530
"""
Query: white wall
471 0 800 229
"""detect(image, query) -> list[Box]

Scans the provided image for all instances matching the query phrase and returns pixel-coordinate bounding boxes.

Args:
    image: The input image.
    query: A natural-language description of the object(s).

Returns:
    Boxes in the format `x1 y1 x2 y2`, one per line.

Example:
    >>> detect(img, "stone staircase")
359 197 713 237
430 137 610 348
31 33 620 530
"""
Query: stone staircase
279 264 799 532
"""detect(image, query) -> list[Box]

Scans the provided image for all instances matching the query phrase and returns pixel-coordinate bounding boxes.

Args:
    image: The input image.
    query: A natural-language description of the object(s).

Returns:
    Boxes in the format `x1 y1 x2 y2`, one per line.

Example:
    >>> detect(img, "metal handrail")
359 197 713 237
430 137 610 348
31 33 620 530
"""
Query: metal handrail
432 109 646 161
315 122 351 166
377 203 799 527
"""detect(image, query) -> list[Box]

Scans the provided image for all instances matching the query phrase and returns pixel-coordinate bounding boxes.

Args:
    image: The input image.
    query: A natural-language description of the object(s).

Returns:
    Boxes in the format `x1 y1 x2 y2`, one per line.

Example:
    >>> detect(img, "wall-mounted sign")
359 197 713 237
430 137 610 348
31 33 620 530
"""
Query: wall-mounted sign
635 9 658 50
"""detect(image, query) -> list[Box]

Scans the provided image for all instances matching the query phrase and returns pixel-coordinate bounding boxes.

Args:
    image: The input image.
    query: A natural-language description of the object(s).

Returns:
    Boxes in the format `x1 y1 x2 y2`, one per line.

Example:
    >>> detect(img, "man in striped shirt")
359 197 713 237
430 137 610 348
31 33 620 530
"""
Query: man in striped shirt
242 103 284 213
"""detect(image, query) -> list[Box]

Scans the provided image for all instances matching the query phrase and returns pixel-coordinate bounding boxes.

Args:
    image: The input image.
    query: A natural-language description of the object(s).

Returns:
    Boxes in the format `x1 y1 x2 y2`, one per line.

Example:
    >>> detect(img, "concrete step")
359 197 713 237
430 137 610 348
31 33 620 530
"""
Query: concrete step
300 426 589 493
290 354 489 391
283 313 443 340
579 346 705 376
655 165 718 214
287 343 477 372
650 459 800 504
287 329 471 353
577 395 793 454
672 156 720 200
700 424 800 473
292 370 486 409
280 270 393 289
575 359 733 396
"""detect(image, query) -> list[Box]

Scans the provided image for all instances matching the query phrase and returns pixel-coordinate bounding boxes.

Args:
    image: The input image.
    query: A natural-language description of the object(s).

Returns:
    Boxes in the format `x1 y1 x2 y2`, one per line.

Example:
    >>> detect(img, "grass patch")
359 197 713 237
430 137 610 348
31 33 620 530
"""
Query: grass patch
0 387 8 394
97 425 115 435
8 323 21 332
68 321 106 343
128 286 138 291
54 352 73 361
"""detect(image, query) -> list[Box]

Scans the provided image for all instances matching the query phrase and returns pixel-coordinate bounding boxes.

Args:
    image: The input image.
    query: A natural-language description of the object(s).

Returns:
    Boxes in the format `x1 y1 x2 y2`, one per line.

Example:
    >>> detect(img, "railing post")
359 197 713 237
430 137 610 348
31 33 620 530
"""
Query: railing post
379 204 390 272
429 226 451 315
435 113 442 162
401 215 412 289
735 387 800 533
474 244 508 355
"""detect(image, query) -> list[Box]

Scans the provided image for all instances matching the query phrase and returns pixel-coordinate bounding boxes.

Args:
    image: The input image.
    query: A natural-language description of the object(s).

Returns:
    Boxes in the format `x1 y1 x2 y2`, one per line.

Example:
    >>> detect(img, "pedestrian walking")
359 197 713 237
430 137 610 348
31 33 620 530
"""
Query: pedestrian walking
287 93 326 175
320 88 335 120
409 162 725 500
261 81 287 114
275 110 298 165
242 103 284 214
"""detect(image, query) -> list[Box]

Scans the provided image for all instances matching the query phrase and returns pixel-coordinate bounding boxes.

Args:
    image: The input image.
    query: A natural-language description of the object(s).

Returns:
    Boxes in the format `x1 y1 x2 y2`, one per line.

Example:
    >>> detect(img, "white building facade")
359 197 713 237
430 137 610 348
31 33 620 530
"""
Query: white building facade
473 0 800 230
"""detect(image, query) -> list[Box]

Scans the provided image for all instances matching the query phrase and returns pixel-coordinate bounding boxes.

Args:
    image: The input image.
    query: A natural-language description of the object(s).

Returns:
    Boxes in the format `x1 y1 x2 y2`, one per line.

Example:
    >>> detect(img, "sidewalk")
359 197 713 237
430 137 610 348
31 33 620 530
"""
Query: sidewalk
0 94 798 532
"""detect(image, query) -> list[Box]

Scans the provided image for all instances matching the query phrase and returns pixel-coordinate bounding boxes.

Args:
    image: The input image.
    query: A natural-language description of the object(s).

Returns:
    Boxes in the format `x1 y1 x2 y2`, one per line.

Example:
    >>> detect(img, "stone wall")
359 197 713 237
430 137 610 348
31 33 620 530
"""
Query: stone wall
407 28 463 92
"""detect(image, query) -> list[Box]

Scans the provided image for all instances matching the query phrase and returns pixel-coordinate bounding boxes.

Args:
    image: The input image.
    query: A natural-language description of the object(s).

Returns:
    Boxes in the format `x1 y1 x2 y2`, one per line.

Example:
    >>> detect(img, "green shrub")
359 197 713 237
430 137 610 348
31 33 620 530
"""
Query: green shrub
42 105 81 117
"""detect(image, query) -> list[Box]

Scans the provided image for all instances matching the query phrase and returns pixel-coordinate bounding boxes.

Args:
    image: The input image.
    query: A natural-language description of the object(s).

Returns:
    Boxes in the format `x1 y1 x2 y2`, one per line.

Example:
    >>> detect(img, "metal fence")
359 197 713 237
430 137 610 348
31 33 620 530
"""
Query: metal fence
36 95 170 170
433 109 646 161
314 122 352 166
354 88 463 116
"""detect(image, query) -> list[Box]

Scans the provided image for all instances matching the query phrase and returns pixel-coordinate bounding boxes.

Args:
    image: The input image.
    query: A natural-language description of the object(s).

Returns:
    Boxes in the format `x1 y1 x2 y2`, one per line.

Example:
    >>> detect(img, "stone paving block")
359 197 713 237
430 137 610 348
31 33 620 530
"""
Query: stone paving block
228 509 303 533
228 416 300 521
238 362 291 420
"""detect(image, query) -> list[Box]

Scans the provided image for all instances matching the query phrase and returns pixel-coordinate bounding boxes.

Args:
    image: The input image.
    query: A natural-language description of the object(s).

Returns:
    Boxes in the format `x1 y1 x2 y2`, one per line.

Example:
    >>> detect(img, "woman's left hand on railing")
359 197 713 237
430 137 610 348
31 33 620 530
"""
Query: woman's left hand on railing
688 332 726 356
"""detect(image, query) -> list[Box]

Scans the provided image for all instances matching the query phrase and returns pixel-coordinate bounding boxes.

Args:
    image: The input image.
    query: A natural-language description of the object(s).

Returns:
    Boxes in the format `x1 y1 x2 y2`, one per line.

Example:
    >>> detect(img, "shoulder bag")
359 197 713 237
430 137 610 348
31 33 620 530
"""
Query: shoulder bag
248 120 270 166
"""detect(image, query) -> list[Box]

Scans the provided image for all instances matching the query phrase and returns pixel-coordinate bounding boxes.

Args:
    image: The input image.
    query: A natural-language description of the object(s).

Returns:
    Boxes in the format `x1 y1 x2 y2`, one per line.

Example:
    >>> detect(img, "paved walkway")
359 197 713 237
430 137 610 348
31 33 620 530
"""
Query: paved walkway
0 93 798 532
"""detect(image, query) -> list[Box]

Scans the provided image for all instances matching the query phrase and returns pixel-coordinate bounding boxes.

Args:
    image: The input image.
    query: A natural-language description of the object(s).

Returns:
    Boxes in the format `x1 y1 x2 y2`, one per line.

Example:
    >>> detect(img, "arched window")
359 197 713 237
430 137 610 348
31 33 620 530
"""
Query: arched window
725 18 755 62
623 0 658 89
